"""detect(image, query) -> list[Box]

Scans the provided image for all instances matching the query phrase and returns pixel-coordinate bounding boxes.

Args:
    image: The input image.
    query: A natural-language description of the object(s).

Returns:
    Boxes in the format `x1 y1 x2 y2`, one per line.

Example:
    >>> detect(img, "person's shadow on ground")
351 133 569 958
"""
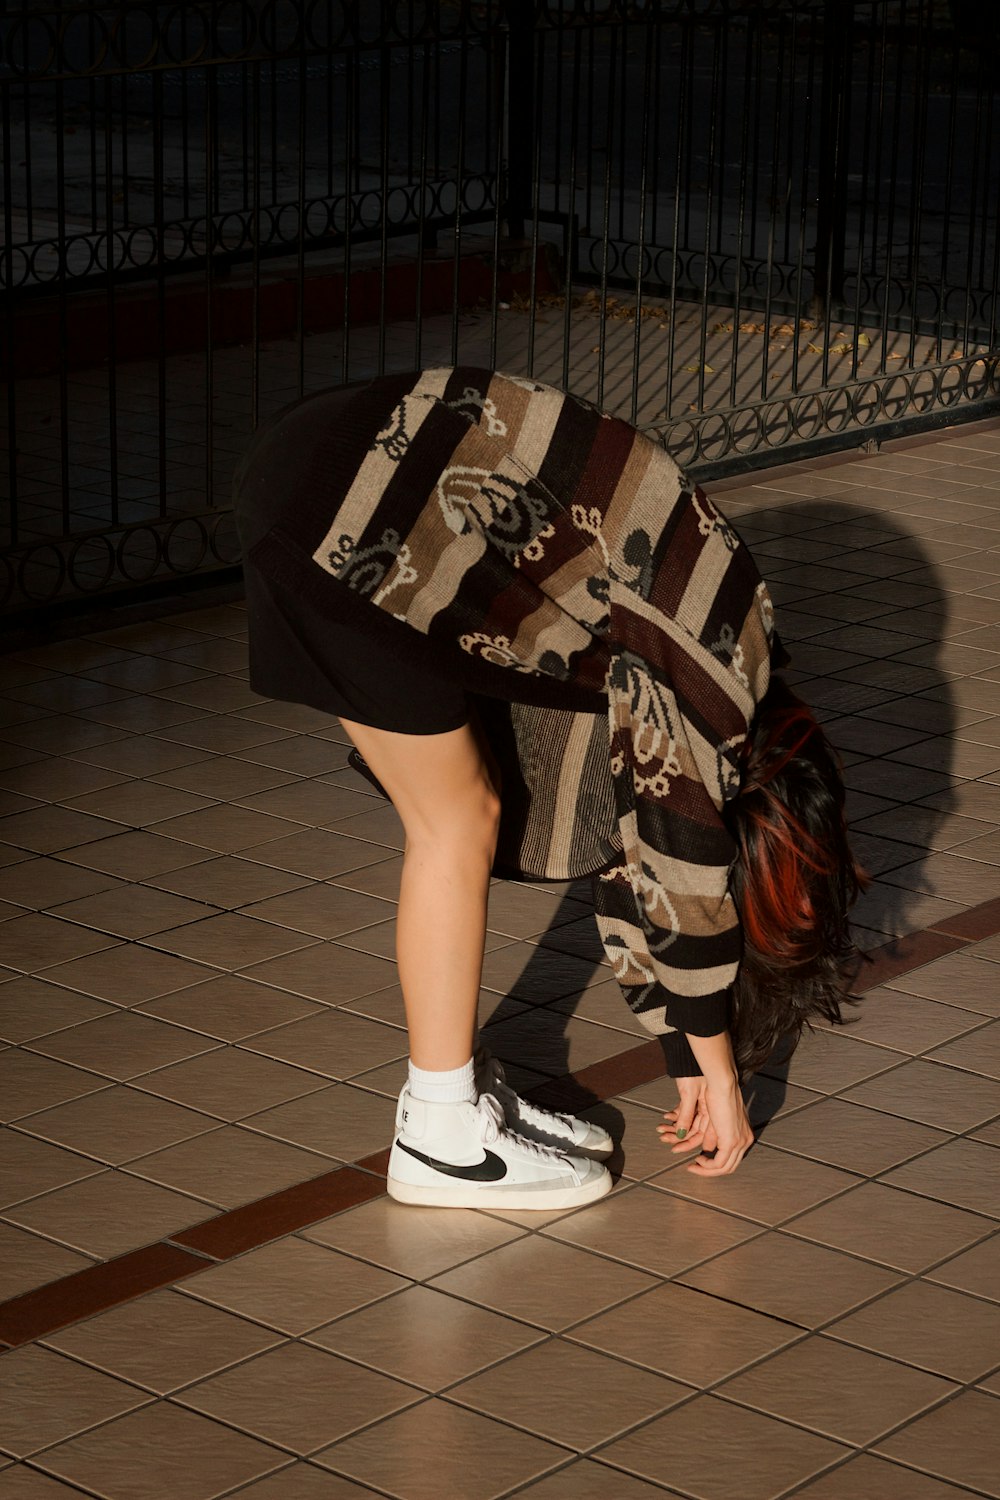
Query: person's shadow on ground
480 496 956 1154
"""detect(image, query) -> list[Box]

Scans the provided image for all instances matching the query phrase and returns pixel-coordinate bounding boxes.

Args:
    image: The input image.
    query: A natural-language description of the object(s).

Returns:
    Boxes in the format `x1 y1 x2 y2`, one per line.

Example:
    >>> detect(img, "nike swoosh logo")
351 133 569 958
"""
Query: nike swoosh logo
395 1140 508 1182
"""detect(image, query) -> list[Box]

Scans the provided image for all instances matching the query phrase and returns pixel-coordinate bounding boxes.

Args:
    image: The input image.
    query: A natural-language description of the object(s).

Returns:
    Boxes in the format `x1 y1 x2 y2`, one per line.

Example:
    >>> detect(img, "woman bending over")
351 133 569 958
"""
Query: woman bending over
235 368 864 1210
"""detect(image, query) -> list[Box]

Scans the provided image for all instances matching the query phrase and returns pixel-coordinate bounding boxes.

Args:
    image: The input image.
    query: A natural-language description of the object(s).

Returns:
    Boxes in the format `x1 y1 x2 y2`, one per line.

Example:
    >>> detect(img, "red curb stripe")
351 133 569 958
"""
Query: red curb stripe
930 894 1000 940
852 929 966 991
169 1165 386 1260
0 1242 205 1349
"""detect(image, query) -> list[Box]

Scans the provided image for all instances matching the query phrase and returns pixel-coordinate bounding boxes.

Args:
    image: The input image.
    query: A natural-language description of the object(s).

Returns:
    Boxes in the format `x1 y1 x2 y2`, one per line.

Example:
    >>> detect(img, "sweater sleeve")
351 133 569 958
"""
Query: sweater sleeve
591 474 774 1076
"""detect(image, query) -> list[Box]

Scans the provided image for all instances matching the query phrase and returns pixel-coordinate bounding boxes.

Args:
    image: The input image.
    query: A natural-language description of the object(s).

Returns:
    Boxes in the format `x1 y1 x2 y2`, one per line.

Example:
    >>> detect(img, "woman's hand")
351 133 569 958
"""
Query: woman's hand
657 1071 754 1176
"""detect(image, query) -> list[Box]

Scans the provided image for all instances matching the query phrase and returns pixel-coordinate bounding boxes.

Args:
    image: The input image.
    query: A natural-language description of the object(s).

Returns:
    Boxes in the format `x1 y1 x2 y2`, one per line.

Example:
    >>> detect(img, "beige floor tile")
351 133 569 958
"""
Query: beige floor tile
509 1460 678 1499
147 912 319 969
63 779 215 828
181 1237 408 1335
70 735 214 777
239 827 390 880
0 978 112 1043
58 830 206 881
598 1394 848 1500
130 1123 330 1208
151 719 286 756
308 1284 543 1390
570 1280 800 1385
843 1056 1000 1128
243 1009 407 1080
0 1129 103 1208
759 1096 948 1174
0 1346 149 1459
304 1196 525 1280
0 856 122 911
760 1027 905 1094
44 1288 282 1393
577 1098 675 1183
3 1167 214 1257
333 805 405 853
0 805 124 855
794 1452 981 1499
140 1046 328 1120
837 987 984 1053
48 885 215 939
546 1182 761 1277
240 945 398 1006
246 1081 395 1161
147 854 310 909
0 1463 99 1496
927 1234 1000 1299
138 974 320 1040
0 1051 105 1123
549 977 648 1035
882 850 1000 904
929 1018 1000 1078
177 1342 419 1453
236 781 375 827
480 942 603 1003
718 1335 955 1445
829 1277 1000 1380
40 944 212 1005
239 882 395 938
330 856 404 901
882 1138 1000 1217
430 1231 656 1331
484 885 590 940
875 1389 1000 1496
679 1231 902 1327
29 1009 220 1080
451 1338 689 1449
0 758 128 803
34 1402 286 1500
652 1142 857 1225
480 1012 635 1077
787 1180 994 1271
235 737 352 777
147 804 303 854
886 950 1000 1016
152 756 299 800
20 1085 216 1164
315 1401 567 1500
1 913 120 974
215 1466 376 1499
0 1220 93 1300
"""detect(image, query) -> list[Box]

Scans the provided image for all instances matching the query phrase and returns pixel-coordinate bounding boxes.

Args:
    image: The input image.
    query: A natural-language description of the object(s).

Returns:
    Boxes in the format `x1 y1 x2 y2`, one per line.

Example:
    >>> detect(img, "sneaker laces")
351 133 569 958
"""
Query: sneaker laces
479 1053 577 1132
475 1092 571 1164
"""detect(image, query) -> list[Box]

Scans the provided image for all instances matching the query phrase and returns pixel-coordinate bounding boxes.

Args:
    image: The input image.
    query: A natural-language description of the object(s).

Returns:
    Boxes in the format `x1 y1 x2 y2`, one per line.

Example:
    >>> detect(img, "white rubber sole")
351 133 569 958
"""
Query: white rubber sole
385 1166 613 1211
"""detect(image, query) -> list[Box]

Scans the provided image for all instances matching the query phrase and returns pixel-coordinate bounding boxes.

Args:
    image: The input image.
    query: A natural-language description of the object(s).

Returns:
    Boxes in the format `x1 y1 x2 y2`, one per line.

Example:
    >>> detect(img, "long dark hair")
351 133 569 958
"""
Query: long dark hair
726 676 868 1077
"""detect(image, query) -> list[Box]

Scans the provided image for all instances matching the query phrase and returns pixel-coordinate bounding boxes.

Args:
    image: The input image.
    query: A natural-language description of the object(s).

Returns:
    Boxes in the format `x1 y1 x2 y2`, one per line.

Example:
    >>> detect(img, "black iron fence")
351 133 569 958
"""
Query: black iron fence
2 0 999 622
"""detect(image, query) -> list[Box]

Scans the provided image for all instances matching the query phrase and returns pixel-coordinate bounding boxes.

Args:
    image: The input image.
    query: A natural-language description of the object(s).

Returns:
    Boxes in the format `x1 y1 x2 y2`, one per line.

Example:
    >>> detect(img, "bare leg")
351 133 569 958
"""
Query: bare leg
337 717 500 1070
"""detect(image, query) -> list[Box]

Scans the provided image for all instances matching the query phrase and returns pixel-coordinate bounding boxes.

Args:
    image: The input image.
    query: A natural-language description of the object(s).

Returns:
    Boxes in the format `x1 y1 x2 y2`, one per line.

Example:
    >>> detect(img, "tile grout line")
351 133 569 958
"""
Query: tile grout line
2 901 1000 1350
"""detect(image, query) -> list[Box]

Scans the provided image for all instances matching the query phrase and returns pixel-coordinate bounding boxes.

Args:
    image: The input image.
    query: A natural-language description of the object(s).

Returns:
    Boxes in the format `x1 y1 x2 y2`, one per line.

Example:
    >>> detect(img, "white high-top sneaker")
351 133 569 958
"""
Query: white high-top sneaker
387 1089 612 1210
475 1047 614 1159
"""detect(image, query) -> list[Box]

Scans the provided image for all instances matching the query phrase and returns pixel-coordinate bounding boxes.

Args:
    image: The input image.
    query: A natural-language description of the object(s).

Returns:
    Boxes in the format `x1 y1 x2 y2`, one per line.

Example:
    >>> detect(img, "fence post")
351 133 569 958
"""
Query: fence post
812 0 854 315
505 0 535 240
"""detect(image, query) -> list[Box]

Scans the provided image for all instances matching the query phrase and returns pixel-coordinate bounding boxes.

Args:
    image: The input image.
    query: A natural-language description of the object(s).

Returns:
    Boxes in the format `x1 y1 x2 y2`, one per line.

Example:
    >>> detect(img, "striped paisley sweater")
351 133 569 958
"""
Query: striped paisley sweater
246 368 777 1074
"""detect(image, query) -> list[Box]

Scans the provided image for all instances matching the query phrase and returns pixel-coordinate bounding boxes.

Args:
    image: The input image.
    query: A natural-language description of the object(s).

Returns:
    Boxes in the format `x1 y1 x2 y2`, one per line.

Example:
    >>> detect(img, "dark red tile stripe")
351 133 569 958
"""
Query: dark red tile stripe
170 1165 387 1260
3 890 1000 1350
0 1242 205 1349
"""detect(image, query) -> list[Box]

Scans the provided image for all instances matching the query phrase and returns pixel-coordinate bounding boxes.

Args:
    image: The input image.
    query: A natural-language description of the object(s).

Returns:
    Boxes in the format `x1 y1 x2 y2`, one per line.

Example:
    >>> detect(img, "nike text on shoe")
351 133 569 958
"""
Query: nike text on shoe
387 1089 612 1210
475 1047 614 1159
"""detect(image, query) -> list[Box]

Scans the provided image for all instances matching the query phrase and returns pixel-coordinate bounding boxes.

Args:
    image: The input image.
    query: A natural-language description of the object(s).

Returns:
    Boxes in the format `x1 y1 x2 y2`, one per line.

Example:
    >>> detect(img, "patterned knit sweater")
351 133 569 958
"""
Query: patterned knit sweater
246 368 777 1074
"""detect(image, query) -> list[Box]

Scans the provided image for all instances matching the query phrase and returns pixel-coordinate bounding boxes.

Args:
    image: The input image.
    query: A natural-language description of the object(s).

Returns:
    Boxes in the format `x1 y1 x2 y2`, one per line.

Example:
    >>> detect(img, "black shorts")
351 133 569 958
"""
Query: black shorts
236 386 469 737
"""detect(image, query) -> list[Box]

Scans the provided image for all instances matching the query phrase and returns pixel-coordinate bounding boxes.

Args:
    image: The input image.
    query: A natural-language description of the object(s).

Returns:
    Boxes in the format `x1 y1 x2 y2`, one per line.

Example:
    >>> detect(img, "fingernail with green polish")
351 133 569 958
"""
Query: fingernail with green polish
675 1127 687 1140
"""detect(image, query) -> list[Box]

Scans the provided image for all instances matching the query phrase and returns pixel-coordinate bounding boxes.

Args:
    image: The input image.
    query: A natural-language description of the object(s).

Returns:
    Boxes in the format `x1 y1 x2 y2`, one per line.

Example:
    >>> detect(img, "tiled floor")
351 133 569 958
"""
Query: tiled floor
2 422 1000 1497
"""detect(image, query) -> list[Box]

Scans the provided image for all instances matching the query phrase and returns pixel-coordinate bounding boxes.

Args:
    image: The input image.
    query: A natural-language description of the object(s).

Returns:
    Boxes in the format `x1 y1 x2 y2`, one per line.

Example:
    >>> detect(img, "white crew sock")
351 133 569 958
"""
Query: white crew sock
407 1057 477 1105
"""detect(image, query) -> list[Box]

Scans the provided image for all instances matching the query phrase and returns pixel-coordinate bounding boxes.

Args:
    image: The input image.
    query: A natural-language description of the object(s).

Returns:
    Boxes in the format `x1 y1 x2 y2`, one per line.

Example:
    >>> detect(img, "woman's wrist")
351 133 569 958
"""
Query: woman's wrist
684 1029 739 1085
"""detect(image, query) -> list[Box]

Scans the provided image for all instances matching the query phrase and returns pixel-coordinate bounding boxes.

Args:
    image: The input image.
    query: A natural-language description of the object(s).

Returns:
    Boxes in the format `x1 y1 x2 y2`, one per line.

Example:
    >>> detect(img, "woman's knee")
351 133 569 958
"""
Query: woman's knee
407 771 501 858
